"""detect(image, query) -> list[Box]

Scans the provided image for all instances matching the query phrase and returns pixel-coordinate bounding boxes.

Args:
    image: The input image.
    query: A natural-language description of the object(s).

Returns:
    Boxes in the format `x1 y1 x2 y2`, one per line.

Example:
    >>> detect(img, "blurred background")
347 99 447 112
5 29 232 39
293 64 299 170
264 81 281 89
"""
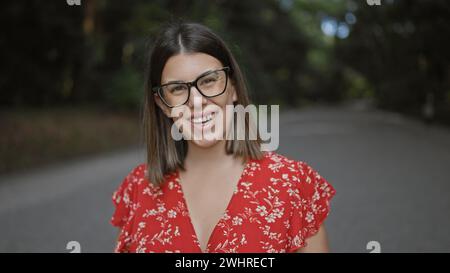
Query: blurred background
0 0 449 252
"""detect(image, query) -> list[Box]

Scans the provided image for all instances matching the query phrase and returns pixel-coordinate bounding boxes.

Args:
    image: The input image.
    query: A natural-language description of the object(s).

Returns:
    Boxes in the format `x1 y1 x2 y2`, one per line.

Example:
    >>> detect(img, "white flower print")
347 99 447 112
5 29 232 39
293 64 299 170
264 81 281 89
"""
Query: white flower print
232 216 243 226
111 152 335 253
143 209 158 217
167 209 177 218
174 226 180 236
265 213 276 223
143 187 152 196
222 212 231 221
256 205 267 216
240 234 247 245
305 211 314 223
157 205 166 213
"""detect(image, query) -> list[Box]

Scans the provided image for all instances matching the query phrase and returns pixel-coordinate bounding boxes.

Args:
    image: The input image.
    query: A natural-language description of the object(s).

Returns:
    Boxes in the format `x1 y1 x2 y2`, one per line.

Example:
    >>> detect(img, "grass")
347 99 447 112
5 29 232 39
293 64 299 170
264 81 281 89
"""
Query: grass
0 106 142 174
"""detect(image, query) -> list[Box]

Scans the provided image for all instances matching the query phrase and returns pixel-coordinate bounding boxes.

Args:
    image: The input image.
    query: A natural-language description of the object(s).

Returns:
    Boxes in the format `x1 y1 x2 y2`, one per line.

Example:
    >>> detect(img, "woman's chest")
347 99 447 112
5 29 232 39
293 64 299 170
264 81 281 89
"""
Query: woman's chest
128 177 293 253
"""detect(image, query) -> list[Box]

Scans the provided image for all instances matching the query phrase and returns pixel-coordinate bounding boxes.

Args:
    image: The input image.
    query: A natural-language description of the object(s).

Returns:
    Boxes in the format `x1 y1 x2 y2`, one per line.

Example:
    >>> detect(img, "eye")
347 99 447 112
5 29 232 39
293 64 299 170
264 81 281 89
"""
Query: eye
203 78 216 84
199 74 219 85
168 84 187 93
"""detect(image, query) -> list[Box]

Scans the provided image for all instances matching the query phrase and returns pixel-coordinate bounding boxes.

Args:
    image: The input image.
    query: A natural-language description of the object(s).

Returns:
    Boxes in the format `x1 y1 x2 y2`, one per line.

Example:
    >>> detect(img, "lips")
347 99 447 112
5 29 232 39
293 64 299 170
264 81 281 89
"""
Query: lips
190 113 214 124
189 112 216 125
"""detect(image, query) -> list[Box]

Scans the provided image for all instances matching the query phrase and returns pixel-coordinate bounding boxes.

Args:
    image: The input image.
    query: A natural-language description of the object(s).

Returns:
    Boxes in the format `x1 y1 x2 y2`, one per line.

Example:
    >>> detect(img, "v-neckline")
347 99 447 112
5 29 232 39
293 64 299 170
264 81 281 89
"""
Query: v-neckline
174 158 252 253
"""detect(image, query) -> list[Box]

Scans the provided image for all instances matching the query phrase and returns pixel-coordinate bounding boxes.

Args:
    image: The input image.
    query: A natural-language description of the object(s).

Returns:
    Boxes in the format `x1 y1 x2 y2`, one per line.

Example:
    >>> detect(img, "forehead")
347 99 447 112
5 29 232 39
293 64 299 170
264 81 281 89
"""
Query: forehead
161 53 223 83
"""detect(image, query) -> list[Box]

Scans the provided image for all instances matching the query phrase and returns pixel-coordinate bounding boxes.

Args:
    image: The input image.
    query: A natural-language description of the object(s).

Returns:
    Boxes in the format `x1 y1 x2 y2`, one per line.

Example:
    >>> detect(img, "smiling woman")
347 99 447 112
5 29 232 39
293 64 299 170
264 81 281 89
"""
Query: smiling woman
110 21 336 253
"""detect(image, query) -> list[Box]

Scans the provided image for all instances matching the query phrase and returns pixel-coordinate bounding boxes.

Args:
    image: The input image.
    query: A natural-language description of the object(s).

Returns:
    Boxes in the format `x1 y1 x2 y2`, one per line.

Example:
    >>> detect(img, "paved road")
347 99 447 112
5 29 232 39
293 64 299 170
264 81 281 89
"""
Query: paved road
1 105 450 252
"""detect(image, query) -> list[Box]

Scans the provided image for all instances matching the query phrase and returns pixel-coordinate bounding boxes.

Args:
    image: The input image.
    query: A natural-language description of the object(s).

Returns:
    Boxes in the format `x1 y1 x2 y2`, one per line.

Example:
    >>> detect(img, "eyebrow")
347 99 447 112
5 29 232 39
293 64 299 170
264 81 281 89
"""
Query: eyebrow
161 68 220 85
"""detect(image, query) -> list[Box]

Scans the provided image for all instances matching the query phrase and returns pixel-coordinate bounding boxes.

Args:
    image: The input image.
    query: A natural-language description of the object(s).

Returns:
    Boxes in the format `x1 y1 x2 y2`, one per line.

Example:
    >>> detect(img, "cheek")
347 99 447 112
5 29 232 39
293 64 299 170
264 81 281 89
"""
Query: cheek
168 105 190 125
212 87 236 107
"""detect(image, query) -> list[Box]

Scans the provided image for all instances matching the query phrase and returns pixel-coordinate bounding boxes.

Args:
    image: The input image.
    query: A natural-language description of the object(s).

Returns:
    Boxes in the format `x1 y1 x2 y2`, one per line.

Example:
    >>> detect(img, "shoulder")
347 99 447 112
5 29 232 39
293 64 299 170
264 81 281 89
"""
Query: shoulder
125 163 148 182
112 164 144 200
117 163 163 189
258 151 320 177
112 163 156 202
257 151 335 196
111 163 166 227
114 164 145 190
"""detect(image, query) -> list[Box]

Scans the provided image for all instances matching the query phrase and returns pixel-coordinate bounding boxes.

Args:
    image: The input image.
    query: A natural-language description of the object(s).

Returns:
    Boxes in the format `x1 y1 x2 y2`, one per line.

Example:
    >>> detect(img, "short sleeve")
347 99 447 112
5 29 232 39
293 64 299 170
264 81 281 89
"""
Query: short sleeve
287 162 336 252
111 171 135 228
110 165 143 252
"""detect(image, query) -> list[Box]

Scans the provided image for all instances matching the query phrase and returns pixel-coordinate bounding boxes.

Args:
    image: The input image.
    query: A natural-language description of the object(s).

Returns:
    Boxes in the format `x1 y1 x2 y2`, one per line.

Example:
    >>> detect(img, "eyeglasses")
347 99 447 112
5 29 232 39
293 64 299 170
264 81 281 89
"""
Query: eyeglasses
152 67 230 108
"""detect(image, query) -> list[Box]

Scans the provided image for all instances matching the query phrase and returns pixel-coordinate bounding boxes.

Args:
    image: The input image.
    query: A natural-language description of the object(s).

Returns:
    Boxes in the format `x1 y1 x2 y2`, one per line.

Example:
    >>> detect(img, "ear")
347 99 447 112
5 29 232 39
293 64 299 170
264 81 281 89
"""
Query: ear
154 94 171 117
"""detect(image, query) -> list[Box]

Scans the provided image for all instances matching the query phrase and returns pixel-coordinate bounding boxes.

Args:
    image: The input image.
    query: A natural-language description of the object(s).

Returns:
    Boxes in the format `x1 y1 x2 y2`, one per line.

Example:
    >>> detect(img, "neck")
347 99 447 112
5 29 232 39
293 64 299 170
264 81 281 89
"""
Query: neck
184 140 231 170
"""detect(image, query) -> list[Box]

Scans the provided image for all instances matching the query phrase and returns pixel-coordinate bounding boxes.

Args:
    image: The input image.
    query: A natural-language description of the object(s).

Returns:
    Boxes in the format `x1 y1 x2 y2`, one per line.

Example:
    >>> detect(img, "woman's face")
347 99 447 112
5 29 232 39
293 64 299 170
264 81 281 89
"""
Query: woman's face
155 53 237 148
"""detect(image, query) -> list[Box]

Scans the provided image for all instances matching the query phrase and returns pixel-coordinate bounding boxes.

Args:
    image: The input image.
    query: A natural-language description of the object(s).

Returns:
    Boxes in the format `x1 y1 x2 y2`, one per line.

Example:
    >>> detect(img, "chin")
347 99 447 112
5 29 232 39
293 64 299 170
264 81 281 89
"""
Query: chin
190 138 221 149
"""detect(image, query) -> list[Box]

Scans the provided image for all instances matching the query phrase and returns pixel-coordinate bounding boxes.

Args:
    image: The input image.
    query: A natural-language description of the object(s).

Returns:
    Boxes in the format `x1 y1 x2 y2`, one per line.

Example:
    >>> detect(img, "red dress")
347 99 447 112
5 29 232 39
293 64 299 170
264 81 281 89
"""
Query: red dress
111 151 336 253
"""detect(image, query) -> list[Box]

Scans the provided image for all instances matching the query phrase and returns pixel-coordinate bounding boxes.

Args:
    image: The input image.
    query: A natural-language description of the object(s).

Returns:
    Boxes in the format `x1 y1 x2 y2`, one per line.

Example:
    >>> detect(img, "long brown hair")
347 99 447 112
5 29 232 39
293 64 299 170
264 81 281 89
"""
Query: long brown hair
143 21 262 186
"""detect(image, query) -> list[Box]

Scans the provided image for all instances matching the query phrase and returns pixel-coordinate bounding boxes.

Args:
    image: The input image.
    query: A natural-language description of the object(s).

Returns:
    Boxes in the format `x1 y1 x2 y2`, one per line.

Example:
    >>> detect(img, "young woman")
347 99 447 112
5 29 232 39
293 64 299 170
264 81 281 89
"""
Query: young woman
110 21 336 253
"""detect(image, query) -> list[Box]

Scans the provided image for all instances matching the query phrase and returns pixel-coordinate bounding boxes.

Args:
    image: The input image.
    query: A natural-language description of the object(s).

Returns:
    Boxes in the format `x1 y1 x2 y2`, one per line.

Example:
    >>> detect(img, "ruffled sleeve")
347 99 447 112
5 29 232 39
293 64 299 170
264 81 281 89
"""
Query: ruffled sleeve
110 165 142 252
287 161 336 252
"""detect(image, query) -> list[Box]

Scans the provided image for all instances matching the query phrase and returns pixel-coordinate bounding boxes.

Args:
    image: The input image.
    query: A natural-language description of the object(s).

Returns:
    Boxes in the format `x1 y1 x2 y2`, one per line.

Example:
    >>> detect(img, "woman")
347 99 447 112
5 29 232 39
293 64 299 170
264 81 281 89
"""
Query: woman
110 21 336 253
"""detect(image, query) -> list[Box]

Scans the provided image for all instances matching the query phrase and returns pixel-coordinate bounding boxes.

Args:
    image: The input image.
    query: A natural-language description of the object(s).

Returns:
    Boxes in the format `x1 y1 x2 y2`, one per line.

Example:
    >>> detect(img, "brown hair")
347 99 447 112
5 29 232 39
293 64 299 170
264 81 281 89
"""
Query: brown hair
143 21 262 186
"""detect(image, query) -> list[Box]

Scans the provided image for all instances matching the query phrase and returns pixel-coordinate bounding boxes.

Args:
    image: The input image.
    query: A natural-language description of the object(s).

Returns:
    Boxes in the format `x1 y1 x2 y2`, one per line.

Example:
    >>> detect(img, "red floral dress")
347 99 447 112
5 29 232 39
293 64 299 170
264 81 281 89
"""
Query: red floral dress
111 151 336 253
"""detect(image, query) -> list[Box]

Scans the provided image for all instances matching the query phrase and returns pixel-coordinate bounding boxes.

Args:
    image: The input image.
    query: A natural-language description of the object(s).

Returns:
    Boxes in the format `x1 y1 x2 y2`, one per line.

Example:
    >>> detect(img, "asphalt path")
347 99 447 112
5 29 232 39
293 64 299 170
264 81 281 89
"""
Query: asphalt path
1 105 449 252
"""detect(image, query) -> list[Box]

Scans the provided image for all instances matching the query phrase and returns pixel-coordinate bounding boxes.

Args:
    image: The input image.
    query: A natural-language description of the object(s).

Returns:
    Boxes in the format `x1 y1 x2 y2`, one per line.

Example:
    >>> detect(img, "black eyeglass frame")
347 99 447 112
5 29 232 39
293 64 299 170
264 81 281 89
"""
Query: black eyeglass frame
152 66 231 108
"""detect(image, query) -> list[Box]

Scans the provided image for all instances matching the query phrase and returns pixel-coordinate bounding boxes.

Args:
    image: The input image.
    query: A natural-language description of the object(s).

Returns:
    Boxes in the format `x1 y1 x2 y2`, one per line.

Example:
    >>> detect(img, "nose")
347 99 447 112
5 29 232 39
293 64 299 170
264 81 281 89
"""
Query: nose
187 85 207 108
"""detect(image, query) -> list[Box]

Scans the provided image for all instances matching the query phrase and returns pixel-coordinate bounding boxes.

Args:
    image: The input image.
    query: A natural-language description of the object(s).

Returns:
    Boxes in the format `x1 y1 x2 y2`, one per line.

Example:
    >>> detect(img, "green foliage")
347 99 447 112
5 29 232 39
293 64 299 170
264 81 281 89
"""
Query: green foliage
336 0 450 119
1 0 449 123
343 68 374 100
104 66 143 110
0 0 314 109
0 0 84 106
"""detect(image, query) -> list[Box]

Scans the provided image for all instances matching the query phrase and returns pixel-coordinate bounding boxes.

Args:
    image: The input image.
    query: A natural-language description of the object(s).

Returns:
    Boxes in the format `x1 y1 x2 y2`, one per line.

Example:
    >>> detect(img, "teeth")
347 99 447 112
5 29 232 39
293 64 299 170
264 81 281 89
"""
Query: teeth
191 113 214 124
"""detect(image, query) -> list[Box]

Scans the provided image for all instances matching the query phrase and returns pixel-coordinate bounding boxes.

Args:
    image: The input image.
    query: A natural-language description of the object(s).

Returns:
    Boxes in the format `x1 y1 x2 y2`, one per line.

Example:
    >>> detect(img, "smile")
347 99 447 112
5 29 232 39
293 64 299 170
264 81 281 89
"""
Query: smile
190 113 215 125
